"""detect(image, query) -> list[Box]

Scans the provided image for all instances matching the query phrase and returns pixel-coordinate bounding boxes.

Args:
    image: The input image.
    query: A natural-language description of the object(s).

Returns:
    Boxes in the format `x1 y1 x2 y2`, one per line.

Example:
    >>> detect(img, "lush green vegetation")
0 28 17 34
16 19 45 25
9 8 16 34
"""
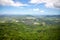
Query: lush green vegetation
0 15 60 40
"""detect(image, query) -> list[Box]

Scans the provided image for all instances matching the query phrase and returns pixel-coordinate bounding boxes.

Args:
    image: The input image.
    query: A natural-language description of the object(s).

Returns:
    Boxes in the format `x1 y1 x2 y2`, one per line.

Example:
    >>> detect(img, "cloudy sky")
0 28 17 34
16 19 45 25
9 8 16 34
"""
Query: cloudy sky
0 0 60 15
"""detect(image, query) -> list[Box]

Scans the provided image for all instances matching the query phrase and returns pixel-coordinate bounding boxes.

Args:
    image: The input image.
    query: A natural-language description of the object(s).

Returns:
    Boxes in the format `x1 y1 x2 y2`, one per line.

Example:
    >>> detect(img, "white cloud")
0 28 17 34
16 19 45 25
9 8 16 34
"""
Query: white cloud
40 10 44 13
33 8 40 11
30 0 60 8
33 8 44 13
30 0 42 4
0 0 28 7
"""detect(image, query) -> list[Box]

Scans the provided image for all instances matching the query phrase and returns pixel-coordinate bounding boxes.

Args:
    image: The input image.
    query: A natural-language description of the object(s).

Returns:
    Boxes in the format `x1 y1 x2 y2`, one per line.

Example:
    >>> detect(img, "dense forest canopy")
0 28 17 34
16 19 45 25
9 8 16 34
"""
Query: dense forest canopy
0 15 60 40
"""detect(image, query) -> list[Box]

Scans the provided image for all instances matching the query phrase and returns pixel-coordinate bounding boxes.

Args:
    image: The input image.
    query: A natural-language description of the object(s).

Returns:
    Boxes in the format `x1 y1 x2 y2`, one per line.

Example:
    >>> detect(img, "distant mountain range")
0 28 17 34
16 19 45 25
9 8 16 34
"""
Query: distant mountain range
0 14 60 18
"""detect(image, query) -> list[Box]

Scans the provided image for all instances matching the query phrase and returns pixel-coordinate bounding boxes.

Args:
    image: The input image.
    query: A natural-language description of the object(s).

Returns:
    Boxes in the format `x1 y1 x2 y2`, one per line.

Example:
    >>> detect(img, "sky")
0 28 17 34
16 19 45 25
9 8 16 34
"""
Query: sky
0 0 60 15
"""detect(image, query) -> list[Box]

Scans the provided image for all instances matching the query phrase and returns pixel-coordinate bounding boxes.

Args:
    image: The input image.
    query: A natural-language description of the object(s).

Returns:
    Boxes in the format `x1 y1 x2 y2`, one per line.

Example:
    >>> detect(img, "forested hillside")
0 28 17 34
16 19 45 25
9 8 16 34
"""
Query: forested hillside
0 15 60 40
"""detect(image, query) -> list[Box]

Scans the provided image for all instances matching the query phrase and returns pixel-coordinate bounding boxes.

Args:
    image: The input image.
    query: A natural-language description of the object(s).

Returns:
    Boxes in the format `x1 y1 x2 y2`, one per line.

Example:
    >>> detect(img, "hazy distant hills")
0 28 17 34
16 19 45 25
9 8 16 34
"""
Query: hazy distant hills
0 14 60 18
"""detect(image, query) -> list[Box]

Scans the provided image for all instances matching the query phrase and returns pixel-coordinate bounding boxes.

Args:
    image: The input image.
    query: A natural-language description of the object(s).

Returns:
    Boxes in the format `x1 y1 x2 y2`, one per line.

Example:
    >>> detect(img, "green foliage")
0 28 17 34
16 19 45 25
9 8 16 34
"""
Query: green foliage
0 16 60 40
